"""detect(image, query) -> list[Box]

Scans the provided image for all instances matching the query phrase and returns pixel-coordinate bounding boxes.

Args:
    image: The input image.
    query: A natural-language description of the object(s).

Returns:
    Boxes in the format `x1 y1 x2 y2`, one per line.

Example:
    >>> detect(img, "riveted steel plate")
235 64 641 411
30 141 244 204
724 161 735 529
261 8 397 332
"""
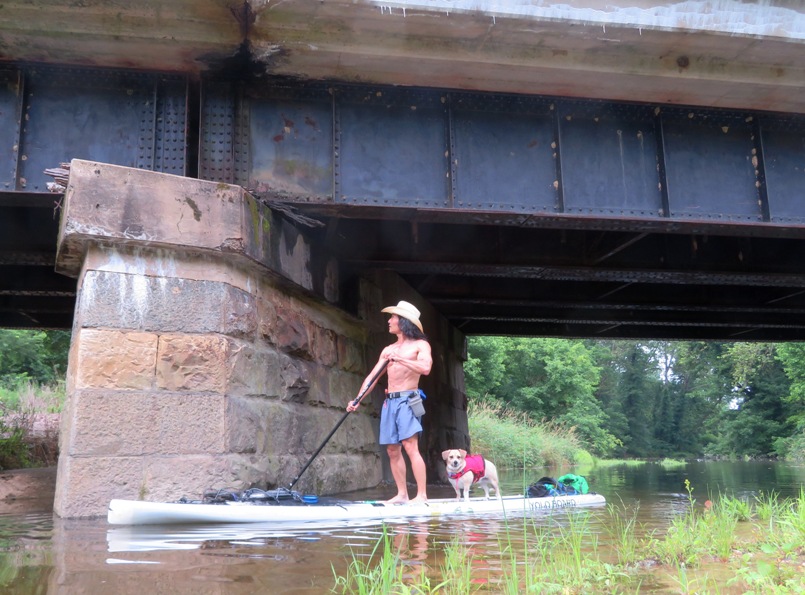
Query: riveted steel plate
245 97 333 198
153 78 188 176
558 104 662 218
200 82 237 183
18 67 162 192
452 108 557 213
337 101 449 207
0 68 22 191
661 109 761 221
761 123 805 224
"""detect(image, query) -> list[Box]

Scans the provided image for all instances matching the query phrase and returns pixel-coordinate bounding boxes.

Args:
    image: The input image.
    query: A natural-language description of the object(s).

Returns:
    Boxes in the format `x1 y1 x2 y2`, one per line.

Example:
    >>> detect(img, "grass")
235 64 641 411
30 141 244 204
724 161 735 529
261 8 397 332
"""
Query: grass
657 458 687 469
331 486 805 593
467 400 586 469
0 380 64 470
594 459 646 468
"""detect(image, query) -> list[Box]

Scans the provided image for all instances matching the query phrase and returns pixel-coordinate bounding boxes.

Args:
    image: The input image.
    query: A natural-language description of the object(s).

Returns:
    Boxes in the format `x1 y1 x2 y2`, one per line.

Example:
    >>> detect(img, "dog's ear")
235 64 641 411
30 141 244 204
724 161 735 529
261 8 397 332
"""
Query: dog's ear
441 450 451 461
459 449 467 458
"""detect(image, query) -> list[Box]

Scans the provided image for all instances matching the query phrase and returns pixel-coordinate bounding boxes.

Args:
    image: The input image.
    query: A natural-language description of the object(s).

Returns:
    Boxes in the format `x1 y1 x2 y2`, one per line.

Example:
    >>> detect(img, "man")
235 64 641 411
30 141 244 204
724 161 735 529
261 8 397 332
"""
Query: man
347 300 432 504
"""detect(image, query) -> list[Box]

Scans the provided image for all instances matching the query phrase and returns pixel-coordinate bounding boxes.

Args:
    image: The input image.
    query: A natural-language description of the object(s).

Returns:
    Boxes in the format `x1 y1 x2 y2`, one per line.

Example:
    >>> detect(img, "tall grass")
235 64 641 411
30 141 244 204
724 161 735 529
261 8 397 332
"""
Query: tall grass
0 380 63 470
332 486 805 593
467 400 586 468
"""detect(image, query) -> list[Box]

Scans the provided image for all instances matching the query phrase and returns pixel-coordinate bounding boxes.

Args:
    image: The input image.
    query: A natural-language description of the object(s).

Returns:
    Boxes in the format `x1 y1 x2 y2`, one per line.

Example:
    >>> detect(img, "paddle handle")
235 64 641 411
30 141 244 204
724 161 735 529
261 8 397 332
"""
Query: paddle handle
287 359 389 490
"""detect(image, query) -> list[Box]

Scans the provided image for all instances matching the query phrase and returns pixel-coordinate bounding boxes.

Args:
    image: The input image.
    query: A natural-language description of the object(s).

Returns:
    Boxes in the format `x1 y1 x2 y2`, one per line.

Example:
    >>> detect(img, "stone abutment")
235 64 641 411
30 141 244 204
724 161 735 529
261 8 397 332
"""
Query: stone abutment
53 160 469 518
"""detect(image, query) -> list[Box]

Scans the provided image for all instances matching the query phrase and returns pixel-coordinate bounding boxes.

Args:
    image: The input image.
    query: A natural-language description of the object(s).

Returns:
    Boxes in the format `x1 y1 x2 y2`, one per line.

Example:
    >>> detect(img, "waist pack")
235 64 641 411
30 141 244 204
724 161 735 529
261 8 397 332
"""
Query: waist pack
408 390 426 418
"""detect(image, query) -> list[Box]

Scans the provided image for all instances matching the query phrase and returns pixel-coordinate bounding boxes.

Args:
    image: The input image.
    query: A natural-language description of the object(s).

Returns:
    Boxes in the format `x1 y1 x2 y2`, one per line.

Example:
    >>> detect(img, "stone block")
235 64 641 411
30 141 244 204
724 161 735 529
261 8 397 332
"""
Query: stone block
156 334 230 393
69 391 227 456
302 363 329 406
256 295 279 341
309 323 338 367
226 343 285 398
225 395 267 454
155 393 227 454
272 305 311 357
57 160 248 277
79 271 258 337
285 452 382 495
329 369 362 409
279 355 311 402
276 220 313 291
75 329 158 390
337 335 366 373
141 455 254 502
54 456 144 518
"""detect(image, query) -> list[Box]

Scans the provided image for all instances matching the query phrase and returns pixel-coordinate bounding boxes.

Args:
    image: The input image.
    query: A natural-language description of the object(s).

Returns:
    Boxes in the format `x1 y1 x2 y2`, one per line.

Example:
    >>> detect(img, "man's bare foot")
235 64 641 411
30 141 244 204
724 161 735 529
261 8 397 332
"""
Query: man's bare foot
385 494 409 505
409 495 428 505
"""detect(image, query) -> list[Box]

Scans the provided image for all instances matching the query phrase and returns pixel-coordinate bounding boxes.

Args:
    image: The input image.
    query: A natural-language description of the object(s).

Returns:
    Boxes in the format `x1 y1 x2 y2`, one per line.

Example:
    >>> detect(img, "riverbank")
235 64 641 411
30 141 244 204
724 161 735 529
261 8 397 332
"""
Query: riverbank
0 466 56 514
334 486 805 593
468 400 593 468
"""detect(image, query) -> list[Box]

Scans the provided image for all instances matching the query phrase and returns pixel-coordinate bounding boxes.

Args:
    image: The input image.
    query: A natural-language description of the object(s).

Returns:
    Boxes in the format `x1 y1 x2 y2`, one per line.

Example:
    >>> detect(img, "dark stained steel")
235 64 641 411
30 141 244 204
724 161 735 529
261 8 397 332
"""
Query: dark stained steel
14 66 187 192
2 65 805 339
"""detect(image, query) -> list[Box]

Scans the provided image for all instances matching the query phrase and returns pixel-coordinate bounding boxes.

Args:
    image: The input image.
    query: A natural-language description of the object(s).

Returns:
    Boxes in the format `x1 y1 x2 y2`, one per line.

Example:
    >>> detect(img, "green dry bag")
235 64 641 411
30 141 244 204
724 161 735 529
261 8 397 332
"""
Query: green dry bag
557 473 589 495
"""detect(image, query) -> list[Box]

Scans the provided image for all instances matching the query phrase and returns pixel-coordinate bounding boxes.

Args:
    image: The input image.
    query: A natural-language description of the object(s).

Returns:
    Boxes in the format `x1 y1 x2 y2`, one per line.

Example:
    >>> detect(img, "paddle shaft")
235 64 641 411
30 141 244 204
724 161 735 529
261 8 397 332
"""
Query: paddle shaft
287 359 390 490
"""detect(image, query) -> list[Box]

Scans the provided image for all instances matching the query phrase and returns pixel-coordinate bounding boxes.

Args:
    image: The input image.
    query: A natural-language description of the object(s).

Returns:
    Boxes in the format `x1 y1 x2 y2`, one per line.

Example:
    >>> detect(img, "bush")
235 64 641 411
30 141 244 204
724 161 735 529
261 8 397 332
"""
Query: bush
0 380 63 470
468 399 583 468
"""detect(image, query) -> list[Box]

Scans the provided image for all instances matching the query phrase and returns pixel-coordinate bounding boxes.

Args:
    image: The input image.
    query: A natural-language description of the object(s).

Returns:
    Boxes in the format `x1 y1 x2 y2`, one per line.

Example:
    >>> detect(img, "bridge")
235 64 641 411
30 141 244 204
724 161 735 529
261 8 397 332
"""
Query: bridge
3 0 805 341
1 0 804 516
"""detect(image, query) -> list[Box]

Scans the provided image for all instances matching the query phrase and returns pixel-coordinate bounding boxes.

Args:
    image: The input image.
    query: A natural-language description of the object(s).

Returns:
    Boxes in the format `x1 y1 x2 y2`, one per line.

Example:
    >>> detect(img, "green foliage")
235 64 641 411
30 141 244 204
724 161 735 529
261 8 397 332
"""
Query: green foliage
773 428 805 462
709 343 792 458
467 336 805 459
604 498 642 566
0 380 63 470
0 420 34 470
776 343 805 429
468 400 582 468
467 337 618 455
0 330 70 387
330 488 805 594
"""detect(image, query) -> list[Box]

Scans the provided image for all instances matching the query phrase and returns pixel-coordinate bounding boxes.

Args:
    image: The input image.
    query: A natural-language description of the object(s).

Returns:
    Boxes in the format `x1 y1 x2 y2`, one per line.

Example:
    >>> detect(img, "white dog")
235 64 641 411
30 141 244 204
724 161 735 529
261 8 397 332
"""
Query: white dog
442 449 502 502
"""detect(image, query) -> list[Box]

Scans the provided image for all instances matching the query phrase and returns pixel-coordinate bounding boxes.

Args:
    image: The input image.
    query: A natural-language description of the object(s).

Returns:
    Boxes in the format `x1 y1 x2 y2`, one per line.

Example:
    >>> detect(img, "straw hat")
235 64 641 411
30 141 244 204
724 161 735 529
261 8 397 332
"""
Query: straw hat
381 300 424 332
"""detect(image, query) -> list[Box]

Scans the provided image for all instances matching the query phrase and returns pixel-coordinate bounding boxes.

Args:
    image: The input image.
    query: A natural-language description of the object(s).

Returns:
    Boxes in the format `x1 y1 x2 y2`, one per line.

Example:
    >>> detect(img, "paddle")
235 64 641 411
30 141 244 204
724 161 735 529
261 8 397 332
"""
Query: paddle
287 359 389 490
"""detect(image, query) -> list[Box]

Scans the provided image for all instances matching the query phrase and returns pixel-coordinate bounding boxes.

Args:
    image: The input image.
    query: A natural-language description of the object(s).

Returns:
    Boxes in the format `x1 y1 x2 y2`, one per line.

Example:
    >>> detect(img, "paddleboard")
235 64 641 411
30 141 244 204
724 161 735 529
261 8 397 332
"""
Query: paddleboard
107 493 606 526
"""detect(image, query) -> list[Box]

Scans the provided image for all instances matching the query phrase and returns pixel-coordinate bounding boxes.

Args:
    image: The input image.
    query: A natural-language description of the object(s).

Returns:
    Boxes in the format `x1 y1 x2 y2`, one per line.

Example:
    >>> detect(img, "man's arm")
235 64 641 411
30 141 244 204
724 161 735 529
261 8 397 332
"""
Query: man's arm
390 340 432 376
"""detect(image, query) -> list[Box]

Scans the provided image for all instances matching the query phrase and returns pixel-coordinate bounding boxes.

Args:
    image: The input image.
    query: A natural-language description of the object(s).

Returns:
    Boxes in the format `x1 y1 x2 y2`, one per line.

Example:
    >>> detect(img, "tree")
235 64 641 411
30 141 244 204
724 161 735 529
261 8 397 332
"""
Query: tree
467 336 617 454
0 329 70 386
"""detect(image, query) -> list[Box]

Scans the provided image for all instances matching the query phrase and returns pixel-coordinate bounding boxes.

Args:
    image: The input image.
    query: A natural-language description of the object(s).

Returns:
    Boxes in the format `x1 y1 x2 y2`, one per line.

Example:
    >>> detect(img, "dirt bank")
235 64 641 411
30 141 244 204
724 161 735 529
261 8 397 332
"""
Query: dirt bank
0 466 57 515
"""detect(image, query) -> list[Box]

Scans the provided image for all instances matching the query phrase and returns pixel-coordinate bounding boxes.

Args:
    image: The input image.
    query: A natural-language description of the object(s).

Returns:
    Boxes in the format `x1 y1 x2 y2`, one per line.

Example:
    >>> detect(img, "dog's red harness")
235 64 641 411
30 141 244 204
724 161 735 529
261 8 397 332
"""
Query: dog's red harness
448 454 486 484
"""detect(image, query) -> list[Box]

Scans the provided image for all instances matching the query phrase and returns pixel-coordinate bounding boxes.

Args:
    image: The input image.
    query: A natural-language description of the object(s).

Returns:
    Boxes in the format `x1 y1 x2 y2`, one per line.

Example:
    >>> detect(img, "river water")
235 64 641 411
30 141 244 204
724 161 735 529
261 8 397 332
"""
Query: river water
1 461 803 594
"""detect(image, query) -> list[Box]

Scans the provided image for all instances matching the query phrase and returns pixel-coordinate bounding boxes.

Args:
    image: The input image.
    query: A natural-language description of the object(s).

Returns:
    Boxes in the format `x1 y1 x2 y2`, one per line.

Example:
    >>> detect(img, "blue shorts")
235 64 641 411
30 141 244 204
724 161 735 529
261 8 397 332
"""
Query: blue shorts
379 395 422 445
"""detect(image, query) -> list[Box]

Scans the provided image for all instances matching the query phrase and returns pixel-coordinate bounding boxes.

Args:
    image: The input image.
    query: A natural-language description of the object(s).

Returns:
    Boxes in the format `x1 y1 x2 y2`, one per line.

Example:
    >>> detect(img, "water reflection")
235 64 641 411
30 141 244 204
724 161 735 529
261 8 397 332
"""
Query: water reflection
1 460 803 593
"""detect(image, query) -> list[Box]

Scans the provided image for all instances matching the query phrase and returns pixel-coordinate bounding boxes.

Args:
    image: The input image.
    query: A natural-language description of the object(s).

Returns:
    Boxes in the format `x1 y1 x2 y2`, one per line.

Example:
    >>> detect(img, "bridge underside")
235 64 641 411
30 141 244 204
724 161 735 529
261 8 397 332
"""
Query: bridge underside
2 66 805 340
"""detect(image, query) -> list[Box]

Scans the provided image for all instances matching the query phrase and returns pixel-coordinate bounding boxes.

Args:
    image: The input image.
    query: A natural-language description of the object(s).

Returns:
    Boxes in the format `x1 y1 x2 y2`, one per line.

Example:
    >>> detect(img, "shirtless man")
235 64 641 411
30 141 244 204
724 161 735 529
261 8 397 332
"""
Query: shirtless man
347 300 432 504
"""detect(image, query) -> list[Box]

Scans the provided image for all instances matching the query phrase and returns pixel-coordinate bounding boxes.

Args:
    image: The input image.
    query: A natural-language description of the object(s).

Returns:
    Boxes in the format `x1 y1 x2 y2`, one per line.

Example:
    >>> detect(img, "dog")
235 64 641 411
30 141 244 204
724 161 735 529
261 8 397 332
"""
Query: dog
442 449 502 502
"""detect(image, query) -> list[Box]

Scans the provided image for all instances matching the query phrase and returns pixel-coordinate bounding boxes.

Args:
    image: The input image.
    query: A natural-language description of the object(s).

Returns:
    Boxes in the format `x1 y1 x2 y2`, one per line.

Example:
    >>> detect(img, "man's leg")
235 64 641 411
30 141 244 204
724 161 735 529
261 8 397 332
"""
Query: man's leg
386 443 409 504
402 434 428 503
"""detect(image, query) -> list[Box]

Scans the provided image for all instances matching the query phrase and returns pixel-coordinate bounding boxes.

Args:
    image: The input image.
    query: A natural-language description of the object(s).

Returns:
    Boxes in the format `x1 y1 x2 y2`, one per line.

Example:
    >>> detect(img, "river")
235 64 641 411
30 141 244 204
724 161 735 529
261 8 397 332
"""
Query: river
1 460 803 593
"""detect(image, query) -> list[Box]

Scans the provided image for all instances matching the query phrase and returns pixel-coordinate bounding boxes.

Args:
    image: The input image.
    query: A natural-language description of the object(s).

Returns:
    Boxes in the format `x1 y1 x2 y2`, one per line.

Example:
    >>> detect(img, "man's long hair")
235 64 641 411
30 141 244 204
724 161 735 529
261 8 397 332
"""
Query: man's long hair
399 317 428 341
